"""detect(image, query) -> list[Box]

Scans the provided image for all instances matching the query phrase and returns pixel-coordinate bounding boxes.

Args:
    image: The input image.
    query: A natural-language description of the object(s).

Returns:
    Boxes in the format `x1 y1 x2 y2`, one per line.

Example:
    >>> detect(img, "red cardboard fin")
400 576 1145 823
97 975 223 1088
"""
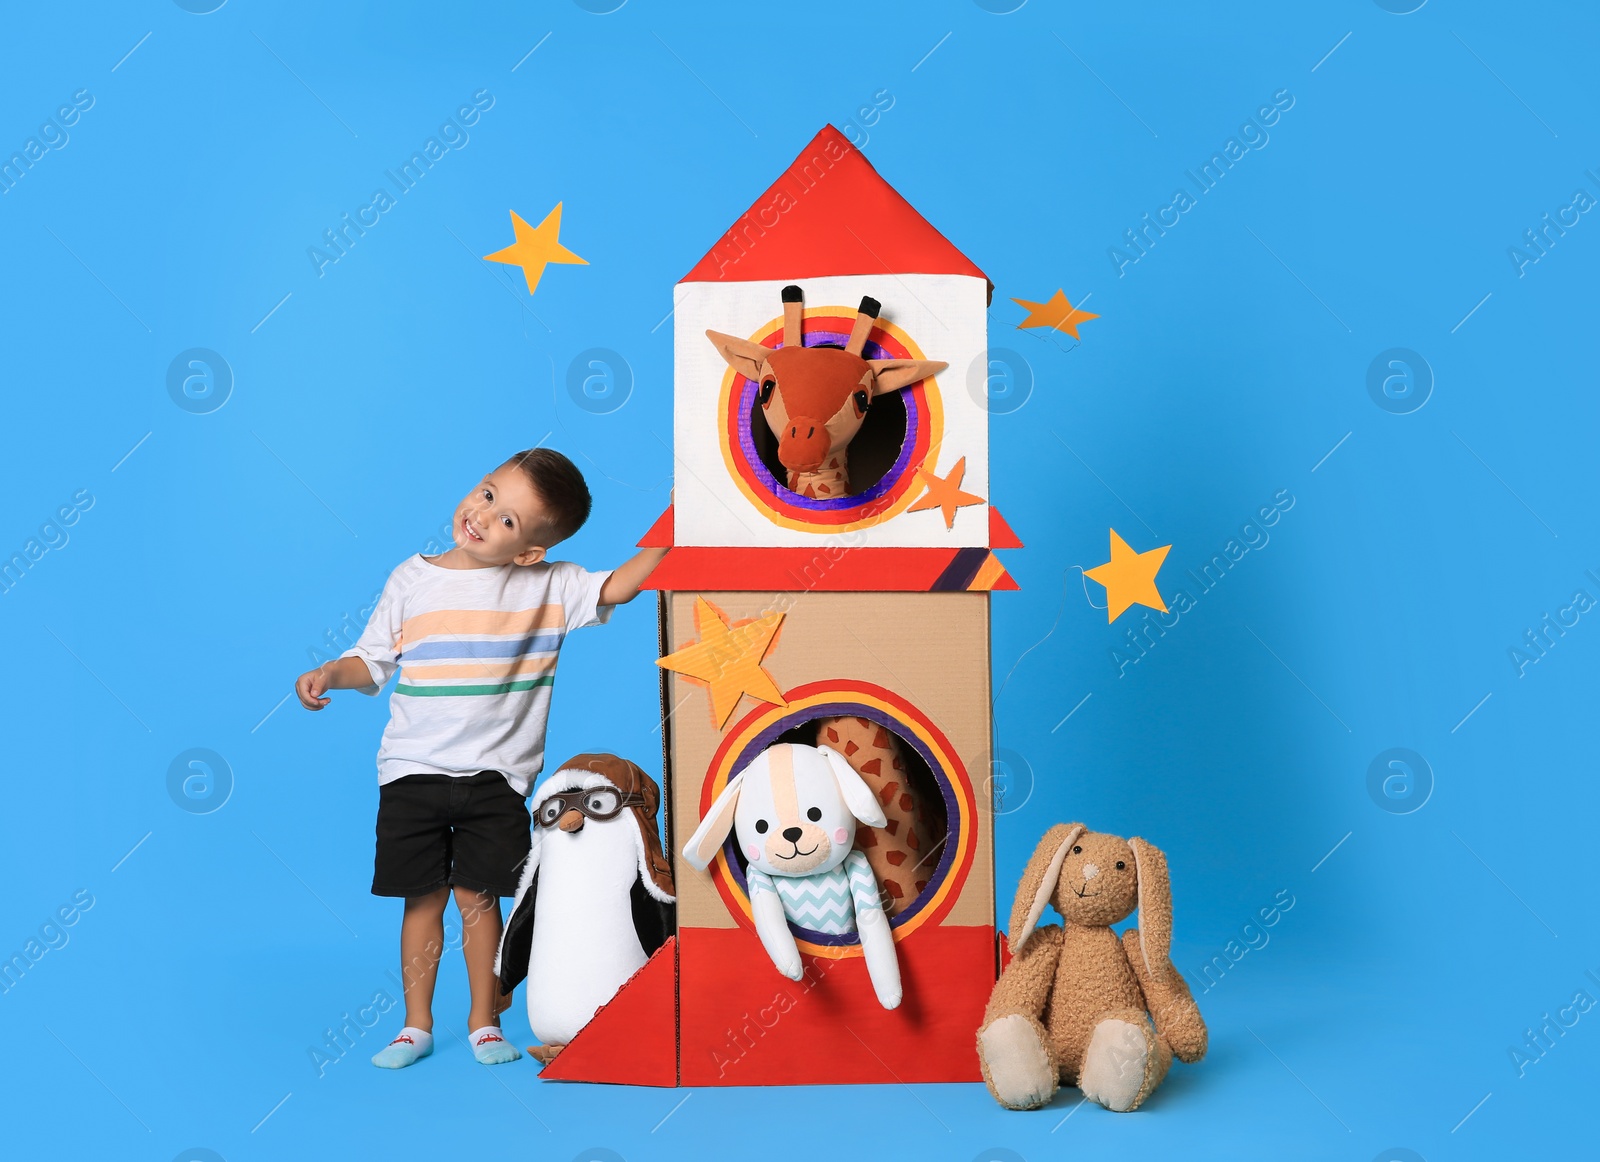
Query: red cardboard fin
638 506 675 548
967 552 1017 592
538 937 677 1087
989 507 1023 550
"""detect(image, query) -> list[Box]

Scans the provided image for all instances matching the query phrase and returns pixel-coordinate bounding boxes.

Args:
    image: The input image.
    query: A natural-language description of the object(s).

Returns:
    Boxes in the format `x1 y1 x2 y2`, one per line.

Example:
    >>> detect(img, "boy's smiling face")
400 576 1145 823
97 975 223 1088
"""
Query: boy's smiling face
449 462 554 567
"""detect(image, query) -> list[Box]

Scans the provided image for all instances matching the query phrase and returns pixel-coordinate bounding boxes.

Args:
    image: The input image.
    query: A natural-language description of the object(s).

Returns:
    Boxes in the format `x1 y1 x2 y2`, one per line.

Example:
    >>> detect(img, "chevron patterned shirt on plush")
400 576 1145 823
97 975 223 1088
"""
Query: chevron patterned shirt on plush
749 850 883 936
342 554 613 796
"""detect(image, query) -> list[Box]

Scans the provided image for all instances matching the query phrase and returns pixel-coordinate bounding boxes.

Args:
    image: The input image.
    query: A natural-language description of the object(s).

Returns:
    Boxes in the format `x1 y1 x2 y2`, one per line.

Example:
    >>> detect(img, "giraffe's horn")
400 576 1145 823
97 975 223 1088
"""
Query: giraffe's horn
781 285 804 349
845 295 880 356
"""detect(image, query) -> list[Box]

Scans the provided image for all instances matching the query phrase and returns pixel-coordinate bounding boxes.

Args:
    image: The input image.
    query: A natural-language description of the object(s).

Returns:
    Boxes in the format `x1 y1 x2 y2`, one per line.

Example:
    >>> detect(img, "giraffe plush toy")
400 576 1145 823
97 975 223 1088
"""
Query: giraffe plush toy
815 715 942 917
706 285 947 499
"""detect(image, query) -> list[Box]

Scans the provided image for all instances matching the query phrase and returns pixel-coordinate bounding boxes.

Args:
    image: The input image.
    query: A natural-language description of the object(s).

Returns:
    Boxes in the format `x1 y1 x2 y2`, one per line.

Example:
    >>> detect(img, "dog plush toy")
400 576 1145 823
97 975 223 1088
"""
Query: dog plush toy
682 742 902 1009
494 754 675 1063
977 824 1207 1112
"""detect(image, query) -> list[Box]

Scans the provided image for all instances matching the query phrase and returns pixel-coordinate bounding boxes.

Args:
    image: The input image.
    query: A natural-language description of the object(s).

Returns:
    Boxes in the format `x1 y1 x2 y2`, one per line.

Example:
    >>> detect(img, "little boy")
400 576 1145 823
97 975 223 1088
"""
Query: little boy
295 448 666 1068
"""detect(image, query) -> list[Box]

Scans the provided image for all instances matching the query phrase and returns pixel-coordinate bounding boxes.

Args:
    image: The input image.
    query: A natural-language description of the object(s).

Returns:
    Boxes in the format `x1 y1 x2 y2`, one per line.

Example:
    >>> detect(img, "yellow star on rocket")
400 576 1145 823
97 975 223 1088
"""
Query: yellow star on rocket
1084 529 1170 622
483 203 588 296
656 597 788 728
1011 289 1099 339
908 456 985 529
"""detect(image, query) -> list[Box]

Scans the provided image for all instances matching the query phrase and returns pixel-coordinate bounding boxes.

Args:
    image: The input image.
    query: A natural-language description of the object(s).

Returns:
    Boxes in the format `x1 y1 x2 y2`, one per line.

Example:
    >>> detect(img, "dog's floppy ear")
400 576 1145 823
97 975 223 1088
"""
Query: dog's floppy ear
818 744 886 828
682 771 745 872
1129 837 1172 976
1009 823 1084 953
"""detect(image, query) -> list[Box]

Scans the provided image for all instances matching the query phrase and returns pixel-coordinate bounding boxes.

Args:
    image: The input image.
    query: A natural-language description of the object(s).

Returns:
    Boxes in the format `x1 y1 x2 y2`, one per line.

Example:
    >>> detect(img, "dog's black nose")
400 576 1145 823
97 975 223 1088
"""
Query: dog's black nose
782 826 803 842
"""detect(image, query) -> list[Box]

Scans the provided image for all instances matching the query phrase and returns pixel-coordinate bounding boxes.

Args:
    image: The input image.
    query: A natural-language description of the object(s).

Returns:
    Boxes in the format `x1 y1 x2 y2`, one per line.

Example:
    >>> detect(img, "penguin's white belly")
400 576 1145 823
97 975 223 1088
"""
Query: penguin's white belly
525 894 647 1045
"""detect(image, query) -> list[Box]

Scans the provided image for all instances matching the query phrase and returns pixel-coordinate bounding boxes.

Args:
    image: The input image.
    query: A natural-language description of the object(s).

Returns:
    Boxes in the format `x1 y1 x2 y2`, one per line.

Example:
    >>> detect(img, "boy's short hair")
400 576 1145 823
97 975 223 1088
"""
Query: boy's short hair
506 448 591 546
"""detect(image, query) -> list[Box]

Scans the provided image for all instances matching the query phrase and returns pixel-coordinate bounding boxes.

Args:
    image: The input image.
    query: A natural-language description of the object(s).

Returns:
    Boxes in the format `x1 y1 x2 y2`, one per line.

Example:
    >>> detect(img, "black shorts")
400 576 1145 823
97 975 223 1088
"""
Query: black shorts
372 771 531 898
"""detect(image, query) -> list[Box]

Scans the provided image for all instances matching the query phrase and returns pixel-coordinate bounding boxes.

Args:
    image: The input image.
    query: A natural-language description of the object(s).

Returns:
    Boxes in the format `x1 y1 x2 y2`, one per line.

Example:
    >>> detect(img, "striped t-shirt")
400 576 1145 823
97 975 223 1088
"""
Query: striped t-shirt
342 554 613 795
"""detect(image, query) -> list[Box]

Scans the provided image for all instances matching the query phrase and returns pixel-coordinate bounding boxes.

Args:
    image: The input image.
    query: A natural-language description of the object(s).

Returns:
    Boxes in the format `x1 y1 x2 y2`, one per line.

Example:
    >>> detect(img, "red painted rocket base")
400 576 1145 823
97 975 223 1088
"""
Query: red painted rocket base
537 927 997 1087
679 925 994 1086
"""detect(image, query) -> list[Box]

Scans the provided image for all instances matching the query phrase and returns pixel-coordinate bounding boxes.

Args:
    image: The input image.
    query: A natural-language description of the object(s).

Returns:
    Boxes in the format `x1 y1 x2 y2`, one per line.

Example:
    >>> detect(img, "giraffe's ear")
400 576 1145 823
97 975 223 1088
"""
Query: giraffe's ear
867 359 947 395
706 330 770 382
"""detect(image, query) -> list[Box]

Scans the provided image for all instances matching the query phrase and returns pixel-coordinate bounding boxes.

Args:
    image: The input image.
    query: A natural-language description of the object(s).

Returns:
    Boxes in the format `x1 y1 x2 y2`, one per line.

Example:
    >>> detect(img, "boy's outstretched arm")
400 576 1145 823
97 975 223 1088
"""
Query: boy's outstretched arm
295 656 377 710
599 545 668 608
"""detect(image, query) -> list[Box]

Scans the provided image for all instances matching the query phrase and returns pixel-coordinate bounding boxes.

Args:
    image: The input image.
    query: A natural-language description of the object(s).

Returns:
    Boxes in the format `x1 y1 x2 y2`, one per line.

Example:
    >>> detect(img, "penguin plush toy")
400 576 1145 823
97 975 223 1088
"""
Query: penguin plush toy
494 753 675 1063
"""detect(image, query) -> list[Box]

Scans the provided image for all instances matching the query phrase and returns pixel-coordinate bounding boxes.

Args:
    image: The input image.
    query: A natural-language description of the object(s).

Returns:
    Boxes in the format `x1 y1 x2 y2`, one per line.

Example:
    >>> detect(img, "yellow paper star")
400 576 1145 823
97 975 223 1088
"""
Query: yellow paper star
1084 530 1171 623
483 203 588 296
1011 289 1099 339
908 456 985 529
656 598 788 728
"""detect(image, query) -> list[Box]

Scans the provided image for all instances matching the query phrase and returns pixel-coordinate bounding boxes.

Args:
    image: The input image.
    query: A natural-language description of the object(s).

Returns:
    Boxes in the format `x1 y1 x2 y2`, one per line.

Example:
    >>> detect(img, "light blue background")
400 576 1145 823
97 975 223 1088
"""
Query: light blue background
2 1 1595 1159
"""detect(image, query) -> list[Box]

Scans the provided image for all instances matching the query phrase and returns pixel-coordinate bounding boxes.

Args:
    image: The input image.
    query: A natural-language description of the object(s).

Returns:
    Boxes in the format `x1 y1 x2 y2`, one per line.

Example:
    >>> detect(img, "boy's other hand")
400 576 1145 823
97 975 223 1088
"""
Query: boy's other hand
296 667 332 711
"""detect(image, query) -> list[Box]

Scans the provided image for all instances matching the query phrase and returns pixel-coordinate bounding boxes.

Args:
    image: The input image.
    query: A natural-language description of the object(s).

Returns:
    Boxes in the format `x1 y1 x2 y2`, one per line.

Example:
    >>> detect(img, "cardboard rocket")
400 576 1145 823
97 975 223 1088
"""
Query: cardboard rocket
542 126 1020 1087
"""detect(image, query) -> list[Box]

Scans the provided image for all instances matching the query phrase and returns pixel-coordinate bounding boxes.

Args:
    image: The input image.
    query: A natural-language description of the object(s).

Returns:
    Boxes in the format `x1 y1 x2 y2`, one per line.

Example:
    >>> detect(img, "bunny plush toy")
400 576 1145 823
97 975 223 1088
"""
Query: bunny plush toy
682 742 902 1010
977 823 1207 1113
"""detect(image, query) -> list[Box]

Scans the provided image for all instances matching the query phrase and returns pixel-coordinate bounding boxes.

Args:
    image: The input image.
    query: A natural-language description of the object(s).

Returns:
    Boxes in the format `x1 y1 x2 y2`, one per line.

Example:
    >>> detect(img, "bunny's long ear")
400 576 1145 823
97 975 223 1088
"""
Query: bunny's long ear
1008 823 1085 953
681 772 744 872
818 745 886 828
1129 837 1172 976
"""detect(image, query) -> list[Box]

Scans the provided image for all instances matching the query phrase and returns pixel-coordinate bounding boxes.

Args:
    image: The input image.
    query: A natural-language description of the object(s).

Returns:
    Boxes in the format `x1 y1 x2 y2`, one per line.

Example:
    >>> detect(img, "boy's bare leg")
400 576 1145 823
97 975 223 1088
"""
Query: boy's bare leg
455 886 521 1063
400 888 450 1029
455 886 505 1028
372 887 449 1069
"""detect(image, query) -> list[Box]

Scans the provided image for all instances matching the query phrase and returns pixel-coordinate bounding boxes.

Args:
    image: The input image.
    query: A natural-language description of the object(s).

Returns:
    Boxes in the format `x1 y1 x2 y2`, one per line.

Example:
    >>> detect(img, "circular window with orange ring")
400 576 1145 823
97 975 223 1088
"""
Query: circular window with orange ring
718 309 943 534
700 680 976 958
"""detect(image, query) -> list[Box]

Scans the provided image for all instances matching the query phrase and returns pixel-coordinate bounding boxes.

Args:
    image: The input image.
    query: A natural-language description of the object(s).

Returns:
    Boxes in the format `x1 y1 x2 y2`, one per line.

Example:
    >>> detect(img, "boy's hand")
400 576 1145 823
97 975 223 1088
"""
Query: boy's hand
295 655 377 709
296 667 332 710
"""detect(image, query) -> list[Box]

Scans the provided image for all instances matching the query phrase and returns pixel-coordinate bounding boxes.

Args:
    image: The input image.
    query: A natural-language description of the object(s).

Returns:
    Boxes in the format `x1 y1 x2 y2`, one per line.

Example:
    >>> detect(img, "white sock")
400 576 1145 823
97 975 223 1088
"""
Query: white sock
371 1026 433 1069
469 1024 521 1065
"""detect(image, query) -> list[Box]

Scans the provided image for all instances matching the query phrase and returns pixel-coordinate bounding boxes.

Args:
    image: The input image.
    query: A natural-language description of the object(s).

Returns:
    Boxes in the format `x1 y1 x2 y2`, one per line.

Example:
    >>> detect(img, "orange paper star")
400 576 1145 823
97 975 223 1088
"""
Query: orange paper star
908 457 985 529
1011 289 1099 339
656 598 788 728
483 203 588 296
1084 529 1170 622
